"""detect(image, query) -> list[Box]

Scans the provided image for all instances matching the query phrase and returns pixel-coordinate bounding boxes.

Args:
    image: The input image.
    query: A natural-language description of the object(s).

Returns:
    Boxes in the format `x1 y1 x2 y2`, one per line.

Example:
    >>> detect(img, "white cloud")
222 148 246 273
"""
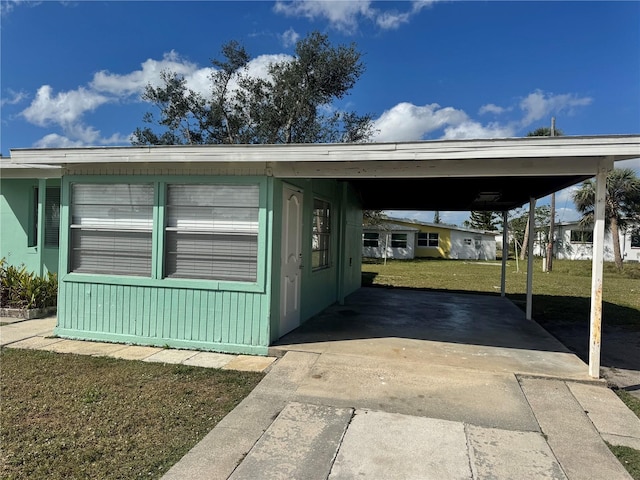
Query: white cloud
442 121 514 140
519 89 592 127
1 89 28 107
91 50 201 97
32 133 85 149
21 85 109 127
371 102 516 142
274 0 373 33
479 103 506 115
372 102 468 142
273 0 432 33
384 209 469 227
281 28 300 47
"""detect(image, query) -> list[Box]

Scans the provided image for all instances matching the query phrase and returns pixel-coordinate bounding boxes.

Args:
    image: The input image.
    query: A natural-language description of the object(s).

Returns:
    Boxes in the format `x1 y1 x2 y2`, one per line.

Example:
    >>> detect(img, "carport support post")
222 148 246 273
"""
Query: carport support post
526 198 535 320
501 211 508 297
588 165 608 378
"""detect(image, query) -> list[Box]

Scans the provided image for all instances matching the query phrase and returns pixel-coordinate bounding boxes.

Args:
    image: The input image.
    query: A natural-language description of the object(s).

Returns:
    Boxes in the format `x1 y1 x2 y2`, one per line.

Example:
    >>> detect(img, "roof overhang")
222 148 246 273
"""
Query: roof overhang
9 135 640 211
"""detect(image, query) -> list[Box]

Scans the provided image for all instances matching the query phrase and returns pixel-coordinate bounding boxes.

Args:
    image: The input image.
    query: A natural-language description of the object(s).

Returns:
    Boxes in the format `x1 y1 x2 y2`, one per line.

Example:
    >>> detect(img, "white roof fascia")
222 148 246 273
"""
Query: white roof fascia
9 135 640 167
0 157 61 179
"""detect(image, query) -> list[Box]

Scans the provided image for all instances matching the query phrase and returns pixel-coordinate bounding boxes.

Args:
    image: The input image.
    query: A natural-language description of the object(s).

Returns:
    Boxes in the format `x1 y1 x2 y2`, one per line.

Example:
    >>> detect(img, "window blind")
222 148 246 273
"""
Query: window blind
44 187 60 247
165 184 259 281
70 184 153 276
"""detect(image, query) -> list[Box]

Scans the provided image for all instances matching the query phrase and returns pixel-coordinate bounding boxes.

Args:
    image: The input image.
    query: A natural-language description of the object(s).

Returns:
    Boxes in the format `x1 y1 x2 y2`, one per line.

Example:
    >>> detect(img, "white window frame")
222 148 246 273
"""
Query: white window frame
363 232 379 247
312 198 331 270
164 183 259 282
391 233 407 248
69 183 154 277
418 232 439 247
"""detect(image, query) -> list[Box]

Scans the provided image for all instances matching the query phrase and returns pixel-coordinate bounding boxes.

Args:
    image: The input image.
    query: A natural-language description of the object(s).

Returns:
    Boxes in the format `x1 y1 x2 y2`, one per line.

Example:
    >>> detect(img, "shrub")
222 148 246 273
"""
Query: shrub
0 258 57 309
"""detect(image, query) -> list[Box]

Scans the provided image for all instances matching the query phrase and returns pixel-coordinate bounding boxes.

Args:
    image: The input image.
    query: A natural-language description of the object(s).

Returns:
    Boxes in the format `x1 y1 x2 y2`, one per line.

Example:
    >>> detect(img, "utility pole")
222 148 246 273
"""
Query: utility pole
546 117 556 272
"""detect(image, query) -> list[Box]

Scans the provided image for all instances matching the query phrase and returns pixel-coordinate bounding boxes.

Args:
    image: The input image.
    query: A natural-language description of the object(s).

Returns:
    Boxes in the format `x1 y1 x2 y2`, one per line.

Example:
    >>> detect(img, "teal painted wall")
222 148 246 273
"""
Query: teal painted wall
54 175 272 355
269 178 363 341
56 281 268 354
0 178 60 275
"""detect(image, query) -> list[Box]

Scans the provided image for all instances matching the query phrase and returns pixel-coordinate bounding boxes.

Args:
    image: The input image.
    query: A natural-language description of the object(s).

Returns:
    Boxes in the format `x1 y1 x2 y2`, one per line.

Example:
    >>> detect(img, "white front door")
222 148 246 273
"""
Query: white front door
280 185 303 336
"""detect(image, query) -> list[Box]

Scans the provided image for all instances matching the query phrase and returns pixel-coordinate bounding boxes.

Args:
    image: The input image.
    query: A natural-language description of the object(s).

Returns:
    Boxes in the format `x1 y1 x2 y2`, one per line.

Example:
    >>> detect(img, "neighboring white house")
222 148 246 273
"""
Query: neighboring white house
363 219 497 261
362 223 420 259
534 221 640 263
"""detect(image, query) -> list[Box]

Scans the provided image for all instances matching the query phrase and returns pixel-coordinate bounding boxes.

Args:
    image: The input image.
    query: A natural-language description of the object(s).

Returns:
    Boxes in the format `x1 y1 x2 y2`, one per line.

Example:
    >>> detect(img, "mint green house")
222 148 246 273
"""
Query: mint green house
4 145 363 355
0 157 61 276
5 136 640 371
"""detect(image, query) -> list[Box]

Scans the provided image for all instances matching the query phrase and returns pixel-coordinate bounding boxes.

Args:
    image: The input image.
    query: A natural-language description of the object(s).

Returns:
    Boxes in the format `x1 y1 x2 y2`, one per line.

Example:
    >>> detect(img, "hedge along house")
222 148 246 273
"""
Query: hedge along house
0 156 61 275
8 135 640 377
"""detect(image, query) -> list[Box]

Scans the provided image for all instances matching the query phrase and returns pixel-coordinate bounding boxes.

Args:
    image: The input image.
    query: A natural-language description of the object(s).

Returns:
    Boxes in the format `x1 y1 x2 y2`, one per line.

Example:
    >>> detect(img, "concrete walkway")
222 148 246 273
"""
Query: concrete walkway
3 289 640 479
0 316 275 372
163 289 640 480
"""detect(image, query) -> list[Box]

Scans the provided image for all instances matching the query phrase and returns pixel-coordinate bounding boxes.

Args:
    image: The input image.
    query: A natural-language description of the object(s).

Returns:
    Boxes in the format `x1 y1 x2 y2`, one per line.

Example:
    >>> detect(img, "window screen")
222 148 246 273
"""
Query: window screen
363 232 379 247
391 233 407 248
570 230 593 244
312 198 331 270
45 187 60 247
165 184 259 282
70 183 154 276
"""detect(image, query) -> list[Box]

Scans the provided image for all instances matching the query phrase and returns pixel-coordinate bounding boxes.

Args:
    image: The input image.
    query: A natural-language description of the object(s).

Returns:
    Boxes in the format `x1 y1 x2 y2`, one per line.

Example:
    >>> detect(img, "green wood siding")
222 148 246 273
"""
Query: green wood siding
54 174 271 355
56 280 268 354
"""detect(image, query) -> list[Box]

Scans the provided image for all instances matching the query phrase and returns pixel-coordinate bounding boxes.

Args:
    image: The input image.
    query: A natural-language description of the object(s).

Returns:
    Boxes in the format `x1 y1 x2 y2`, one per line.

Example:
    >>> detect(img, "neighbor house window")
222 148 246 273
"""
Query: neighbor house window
464 238 472 246
363 232 379 247
391 233 407 248
312 198 331 270
570 230 593 244
69 183 154 276
631 230 640 248
44 187 60 247
418 232 439 247
165 184 259 282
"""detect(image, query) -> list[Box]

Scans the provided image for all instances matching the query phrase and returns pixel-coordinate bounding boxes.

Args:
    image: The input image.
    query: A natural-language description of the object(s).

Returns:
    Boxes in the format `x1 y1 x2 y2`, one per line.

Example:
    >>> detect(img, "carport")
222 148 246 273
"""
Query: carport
10 135 640 377
270 135 640 378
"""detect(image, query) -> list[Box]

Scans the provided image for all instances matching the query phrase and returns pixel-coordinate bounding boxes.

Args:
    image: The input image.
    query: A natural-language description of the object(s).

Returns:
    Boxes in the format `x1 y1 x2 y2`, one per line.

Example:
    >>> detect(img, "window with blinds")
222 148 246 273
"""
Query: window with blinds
69 183 154 276
45 187 60 247
165 184 259 282
312 198 331 270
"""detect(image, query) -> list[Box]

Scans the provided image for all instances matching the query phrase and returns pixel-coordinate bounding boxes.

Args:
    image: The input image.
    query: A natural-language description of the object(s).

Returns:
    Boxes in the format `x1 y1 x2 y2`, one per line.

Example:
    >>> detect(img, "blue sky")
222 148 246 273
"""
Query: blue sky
2 0 639 225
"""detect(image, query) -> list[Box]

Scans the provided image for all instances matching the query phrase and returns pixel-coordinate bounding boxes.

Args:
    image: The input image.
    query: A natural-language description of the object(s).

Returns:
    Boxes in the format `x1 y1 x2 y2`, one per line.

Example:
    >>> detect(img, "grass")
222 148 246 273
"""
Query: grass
0 348 264 480
363 256 640 478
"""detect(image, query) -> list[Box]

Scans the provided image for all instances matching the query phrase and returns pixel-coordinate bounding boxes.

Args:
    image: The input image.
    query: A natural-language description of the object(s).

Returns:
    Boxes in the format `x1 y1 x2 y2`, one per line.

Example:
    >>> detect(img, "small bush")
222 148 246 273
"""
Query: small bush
0 258 57 309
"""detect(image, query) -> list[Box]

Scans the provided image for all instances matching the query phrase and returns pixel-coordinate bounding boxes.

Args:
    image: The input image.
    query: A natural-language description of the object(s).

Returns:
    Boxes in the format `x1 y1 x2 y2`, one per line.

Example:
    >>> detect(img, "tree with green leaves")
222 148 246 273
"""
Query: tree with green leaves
132 32 373 146
573 168 640 270
464 211 500 231
508 206 552 256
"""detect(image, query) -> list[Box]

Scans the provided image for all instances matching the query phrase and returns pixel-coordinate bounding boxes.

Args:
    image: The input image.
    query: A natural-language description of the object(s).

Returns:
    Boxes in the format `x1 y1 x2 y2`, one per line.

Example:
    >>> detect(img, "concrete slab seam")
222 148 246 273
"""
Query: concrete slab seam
463 423 479 480
516 373 606 387
325 407 356 477
516 375 544 435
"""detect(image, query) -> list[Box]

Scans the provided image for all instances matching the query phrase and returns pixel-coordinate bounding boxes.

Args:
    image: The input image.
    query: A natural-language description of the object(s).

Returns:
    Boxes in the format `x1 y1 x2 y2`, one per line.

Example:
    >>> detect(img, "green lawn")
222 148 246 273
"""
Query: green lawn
0 349 264 480
363 257 640 479
362 257 640 327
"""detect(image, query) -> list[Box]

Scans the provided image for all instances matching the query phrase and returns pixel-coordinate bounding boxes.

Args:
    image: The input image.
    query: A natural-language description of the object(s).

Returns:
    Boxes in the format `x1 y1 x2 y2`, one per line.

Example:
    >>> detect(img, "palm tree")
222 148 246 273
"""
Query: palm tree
572 168 640 270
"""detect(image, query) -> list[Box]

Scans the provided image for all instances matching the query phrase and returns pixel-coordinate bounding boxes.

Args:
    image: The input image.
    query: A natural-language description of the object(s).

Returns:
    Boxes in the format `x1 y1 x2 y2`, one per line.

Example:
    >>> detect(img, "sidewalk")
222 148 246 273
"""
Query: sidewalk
163 350 640 480
3 316 640 479
0 316 275 372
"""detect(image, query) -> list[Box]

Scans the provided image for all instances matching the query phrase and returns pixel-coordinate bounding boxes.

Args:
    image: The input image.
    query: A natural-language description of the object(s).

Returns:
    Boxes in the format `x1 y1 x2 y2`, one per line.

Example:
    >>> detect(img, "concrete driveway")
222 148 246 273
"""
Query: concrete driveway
271 287 590 380
165 288 639 479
